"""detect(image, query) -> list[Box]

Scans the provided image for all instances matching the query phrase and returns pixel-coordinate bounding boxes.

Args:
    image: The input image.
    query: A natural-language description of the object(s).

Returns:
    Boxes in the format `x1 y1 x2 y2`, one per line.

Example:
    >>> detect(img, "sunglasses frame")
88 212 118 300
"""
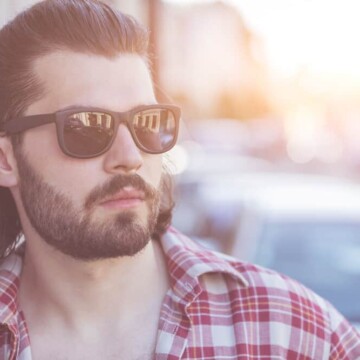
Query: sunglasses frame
3 104 181 158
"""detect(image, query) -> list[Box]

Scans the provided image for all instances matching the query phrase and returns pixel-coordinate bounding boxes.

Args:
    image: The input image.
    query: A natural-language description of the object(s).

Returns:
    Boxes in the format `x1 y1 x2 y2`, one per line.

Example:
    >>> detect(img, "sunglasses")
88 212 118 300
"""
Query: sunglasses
2 104 181 158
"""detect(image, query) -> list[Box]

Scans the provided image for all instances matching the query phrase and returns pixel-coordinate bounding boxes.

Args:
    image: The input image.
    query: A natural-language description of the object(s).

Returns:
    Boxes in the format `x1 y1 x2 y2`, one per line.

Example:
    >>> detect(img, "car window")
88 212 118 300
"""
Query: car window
254 221 360 322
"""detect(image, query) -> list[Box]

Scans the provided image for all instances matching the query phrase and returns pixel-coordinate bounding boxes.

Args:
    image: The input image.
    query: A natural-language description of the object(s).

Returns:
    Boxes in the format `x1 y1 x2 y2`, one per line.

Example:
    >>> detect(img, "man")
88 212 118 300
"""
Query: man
0 1 358 359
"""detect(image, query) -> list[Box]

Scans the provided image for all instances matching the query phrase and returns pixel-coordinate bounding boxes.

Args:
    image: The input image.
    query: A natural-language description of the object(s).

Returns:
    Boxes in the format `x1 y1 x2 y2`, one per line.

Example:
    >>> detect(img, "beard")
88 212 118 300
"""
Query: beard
15 150 162 261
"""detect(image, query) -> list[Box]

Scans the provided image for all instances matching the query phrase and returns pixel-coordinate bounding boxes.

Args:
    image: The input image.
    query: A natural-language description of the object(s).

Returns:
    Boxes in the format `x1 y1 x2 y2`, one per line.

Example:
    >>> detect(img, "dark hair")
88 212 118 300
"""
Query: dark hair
0 0 173 258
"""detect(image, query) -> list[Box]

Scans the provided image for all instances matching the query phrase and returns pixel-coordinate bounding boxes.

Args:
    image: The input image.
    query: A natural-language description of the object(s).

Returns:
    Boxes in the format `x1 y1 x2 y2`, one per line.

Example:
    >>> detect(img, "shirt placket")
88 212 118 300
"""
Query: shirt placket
155 280 202 360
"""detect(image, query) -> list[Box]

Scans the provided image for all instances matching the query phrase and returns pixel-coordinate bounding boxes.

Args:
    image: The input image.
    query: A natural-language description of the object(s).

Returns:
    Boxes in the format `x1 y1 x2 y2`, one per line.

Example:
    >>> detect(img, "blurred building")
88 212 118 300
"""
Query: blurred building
0 0 37 26
158 1 270 120
105 0 148 24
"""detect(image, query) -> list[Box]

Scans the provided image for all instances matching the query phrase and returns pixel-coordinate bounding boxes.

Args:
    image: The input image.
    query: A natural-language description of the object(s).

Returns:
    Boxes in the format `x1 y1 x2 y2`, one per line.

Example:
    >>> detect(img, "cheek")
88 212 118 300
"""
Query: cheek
21 129 102 202
23 124 60 161
21 125 71 183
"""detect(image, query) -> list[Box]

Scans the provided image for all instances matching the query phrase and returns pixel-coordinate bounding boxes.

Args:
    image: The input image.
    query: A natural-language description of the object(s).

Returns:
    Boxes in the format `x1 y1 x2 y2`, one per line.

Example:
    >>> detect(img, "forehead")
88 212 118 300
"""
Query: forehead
26 51 155 115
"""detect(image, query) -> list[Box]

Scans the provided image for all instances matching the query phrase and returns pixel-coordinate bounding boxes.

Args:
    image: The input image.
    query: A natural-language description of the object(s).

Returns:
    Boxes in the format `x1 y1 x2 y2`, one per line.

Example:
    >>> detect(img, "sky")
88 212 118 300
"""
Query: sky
164 0 360 80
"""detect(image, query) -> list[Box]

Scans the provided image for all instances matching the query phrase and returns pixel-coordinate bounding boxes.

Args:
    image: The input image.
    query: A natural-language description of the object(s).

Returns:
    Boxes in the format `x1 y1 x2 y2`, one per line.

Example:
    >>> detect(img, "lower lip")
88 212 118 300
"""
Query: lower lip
101 198 144 210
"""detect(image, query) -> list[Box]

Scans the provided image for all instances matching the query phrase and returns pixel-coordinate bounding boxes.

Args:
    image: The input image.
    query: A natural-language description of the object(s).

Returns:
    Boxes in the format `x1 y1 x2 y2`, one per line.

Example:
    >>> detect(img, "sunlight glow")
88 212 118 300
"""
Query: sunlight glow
233 0 360 79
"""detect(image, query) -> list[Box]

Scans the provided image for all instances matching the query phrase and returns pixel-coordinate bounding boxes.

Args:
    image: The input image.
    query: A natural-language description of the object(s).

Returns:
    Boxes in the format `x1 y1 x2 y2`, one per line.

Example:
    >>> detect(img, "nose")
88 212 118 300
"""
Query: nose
103 124 143 174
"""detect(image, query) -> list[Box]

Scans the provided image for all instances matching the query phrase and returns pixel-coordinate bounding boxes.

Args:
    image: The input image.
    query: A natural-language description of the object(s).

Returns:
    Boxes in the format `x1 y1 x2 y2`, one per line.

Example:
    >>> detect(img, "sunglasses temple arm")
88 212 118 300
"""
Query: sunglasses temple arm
3 114 56 134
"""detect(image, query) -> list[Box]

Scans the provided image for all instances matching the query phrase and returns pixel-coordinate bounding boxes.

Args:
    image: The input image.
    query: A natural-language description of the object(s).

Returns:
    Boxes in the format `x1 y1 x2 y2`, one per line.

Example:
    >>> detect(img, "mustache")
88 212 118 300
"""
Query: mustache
84 174 158 209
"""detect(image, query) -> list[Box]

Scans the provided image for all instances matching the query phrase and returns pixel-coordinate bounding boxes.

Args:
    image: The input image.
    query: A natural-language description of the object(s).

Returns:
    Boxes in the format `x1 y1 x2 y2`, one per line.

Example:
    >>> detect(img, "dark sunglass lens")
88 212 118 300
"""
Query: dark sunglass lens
63 112 114 156
132 108 177 153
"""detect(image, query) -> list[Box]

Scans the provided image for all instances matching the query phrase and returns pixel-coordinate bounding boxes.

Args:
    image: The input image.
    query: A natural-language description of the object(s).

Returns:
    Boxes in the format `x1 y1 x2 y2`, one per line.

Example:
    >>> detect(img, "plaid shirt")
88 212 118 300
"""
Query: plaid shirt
0 228 359 359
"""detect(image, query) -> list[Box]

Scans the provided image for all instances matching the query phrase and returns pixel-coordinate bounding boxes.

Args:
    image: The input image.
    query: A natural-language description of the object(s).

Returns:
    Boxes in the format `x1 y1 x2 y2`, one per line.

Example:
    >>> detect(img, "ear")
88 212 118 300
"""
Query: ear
0 136 19 188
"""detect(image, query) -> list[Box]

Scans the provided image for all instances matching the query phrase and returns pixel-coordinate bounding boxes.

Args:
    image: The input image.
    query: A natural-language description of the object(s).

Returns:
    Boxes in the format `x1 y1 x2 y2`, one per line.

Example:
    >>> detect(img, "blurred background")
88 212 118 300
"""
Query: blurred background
2 0 360 328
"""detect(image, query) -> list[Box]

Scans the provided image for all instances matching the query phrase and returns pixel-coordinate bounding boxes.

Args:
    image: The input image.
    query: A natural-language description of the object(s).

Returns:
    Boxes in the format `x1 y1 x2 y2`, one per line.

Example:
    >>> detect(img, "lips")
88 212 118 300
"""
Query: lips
100 186 146 209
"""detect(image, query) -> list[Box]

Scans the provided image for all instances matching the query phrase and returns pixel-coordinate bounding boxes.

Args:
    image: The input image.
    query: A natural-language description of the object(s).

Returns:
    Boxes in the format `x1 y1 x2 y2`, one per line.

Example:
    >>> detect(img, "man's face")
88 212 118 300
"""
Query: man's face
14 51 163 260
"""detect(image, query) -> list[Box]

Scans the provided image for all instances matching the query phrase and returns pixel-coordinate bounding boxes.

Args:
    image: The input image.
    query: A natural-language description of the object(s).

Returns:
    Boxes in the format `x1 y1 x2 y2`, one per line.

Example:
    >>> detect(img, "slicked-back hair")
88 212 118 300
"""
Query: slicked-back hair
0 0 173 258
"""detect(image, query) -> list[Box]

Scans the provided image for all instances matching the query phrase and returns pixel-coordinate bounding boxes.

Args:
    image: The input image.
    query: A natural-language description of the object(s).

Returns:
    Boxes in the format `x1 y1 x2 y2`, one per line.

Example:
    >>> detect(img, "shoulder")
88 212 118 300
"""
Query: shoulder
222 260 360 358
163 227 332 316
162 228 360 358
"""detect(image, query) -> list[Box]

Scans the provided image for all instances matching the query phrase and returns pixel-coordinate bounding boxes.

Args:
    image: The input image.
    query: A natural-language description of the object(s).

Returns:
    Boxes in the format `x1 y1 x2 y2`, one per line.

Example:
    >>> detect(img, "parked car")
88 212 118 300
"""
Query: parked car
173 172 360 329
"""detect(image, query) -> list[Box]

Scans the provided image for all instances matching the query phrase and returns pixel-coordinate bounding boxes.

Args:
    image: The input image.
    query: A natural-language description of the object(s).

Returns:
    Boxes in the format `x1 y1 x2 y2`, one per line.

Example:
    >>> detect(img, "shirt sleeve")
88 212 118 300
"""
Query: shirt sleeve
328 303 360 360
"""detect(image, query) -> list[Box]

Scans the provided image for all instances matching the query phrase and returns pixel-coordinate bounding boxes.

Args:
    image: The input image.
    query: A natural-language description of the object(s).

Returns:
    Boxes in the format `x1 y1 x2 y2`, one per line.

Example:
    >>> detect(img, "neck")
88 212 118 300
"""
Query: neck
18 235 169 330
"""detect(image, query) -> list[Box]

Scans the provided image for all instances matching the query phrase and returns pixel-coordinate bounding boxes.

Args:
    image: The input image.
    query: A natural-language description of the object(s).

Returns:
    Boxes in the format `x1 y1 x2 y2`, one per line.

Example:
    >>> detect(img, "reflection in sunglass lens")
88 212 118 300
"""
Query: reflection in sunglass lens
63 112 114 156
132 109 176 152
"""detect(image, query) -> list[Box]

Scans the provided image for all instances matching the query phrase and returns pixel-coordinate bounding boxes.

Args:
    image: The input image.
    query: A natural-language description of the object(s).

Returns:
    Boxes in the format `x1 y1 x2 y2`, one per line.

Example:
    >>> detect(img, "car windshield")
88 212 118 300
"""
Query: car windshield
254 221 360 322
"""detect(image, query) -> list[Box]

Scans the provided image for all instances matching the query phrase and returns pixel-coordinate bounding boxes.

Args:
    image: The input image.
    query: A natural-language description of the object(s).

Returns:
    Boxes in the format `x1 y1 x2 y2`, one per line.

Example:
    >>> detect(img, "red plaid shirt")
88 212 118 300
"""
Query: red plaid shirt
0 228 359 359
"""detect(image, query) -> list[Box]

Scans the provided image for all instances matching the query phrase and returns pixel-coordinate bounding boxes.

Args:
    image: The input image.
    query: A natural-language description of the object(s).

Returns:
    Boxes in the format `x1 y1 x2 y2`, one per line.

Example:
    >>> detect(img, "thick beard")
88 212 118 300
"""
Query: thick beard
15 150 161 261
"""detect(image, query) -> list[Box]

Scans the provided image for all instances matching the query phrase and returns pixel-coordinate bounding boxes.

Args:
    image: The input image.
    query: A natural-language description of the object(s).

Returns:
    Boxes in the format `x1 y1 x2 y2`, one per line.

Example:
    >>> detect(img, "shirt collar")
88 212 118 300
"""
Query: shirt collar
0 253 22 326
160 227 248 305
